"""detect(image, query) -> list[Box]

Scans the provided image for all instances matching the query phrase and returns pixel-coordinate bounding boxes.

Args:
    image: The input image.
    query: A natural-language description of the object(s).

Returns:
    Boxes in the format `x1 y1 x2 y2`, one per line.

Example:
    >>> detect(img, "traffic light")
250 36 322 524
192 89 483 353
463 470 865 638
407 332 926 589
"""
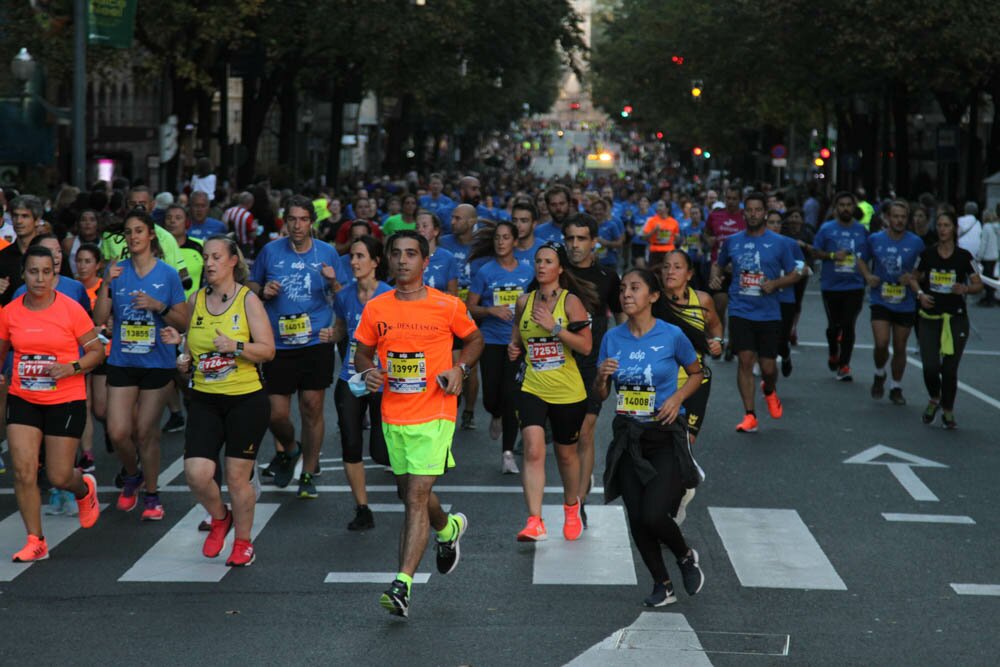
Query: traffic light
655 131 664 140
690 79 703 98
621 104 633 119
569 102 581 110
692 146 703 157
671 55 684 65
819 147 831 159
703 151 711 159
814 157 825 167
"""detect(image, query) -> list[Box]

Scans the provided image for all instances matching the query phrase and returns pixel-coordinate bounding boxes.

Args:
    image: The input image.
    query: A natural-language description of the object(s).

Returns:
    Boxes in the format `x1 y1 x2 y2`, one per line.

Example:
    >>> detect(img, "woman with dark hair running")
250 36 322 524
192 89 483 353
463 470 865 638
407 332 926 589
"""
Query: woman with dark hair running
322 235 393 531
508 242 595 542
595 267 705 607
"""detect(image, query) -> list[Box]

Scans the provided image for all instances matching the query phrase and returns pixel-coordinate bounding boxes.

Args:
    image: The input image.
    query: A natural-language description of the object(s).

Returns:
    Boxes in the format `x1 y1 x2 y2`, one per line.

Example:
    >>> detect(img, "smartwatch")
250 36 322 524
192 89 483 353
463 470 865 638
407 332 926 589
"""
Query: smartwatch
551 323 563 336
459 362 471 379
235 342 245 357
72 361 82 375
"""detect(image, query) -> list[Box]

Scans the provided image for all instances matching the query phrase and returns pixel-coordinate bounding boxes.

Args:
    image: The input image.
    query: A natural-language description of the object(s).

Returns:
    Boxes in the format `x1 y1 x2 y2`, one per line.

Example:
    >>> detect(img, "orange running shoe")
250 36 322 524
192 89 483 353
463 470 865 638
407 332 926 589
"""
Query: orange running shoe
12 534 48 562
761 382 783 419
202 508 233 558
563 501 583 541
226 539 255 567
516 515 547 542
78 473 100 528
735 413 758 433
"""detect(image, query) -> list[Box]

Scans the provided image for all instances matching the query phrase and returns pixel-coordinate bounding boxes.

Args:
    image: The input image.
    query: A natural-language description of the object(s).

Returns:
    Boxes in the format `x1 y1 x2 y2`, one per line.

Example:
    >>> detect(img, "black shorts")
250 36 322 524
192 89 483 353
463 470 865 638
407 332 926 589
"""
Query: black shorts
6 394 87 438
516 391 587 445
263 344 334 395
729 316 780 358
631 243 647 261
870 305 916 328
578 363 602 416
106 364 174 390
90 361 108 377
681 367 712 437
184 390 271 461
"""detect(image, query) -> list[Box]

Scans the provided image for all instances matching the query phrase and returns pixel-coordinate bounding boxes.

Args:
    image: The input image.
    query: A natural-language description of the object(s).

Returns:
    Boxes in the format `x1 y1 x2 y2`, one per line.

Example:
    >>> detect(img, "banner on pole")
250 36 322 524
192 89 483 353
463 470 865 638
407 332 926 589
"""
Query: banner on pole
87 0 137 48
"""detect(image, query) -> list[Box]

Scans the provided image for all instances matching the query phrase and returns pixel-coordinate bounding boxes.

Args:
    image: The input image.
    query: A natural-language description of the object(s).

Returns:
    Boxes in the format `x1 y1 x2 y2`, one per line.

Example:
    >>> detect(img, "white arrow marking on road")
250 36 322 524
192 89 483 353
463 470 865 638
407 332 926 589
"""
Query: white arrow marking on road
951 583 1000 596
565 612 713 666
533 505 636 585
844 444 946 502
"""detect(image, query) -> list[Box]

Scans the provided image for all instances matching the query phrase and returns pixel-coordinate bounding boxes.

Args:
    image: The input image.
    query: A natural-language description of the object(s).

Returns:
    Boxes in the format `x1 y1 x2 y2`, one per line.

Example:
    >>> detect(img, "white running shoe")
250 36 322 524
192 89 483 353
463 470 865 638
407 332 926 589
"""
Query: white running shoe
501 451 520 474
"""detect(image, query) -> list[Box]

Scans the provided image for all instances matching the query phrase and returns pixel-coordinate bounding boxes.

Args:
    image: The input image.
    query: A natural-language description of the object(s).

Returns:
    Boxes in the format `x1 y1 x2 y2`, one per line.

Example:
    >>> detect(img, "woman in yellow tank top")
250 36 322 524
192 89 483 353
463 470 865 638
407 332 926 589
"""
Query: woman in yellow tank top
166 236 275 567
508 242 597 543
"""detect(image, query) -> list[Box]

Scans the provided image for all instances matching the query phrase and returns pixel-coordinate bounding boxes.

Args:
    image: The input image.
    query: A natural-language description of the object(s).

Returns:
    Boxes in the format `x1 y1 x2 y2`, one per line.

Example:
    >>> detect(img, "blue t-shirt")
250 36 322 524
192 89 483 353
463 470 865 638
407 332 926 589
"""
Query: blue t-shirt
598 319 698 422
439 234 474 289
631 212 652 247
717 230 797 322
107 259 186 368
250 238 339 350
776 235 805 305
336 253 353 283
14 276 91 314
187 217 227 241
334 280 392 382
476 203 501 222
420 194 455 233
597 218 624 267
812 220 870 291
535 222 564 244
469 259 534 345
424 246 459 292
513 237 544 270
867 230 925 312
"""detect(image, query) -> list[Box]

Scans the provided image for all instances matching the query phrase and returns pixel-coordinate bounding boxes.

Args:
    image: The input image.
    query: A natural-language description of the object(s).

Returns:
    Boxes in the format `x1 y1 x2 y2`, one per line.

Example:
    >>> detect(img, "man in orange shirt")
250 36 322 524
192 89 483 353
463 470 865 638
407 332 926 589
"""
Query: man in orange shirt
354 230 484 618
642 201 681 268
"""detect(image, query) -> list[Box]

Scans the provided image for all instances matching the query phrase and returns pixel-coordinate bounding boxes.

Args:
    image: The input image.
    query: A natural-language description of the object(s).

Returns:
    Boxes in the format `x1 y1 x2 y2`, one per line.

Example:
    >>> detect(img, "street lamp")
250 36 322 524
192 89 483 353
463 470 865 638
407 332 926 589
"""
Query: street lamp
10 48 36 85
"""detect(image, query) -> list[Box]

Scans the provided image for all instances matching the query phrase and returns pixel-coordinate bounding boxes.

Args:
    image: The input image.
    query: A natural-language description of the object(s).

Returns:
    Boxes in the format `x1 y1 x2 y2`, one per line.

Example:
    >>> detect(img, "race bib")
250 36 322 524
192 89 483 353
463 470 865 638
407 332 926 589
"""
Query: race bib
656 229 674 245
929 270 955 294
880 282 905 304
527 336 566 371
616 384 656 418
835 253 856 273
387 351 427 394
18 354 57 392
685 234 701 249
198 352 237 382
493 286 522 309
739 270 765 296
120 319 155 354
458 287 470 303
278 313 312 345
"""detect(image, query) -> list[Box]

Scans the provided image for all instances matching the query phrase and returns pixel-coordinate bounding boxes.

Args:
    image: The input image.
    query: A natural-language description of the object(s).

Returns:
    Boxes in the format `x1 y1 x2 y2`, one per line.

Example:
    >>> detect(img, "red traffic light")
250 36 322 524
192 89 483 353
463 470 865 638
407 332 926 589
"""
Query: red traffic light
671 55 685 65
623 105 633 114
819 147 832 159
692 146 703 157
656 131 664 140
569 102 581 110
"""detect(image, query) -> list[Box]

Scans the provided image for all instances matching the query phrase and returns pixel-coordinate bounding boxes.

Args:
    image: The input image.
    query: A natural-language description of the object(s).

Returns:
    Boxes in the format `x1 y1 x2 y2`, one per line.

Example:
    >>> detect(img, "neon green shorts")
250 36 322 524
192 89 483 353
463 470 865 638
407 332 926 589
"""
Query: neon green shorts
382 419 456 476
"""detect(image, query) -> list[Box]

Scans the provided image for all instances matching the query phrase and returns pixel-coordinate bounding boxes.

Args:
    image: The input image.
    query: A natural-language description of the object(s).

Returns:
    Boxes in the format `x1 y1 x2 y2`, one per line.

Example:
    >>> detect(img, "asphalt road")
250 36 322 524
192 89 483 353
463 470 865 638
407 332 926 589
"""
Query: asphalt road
1 289 998 666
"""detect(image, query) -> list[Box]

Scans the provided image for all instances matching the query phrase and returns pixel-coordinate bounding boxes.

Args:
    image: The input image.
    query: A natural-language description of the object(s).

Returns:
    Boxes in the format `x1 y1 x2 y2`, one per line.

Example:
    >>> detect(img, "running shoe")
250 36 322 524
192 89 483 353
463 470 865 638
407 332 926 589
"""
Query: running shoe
78 473 100 528
675 487 696 526
942 411 958 430
677 549 705 596
198 513 212 531
922 401 940 424
460 411 477 431
297 472 318 499
516 515 547 542
203 508 233 558
260 453 280 479
12 535 48 563
62 490 79 516
836 366 853 382
436 512 468 574
827 355 840 372
761 383 783 419
889 388 906 406
871 373 886 399
489 416 502 440
643 581 677 607
141 494 164 521
226 539 255 567
43 488 65 516
501 451 519 474
77 451 95 473
161 411 185 433
563 501 583 541
116 472 144 511
781 355 793 378
735 413 758 433
348 505 374 531
379 579 410 617
272 449 300 489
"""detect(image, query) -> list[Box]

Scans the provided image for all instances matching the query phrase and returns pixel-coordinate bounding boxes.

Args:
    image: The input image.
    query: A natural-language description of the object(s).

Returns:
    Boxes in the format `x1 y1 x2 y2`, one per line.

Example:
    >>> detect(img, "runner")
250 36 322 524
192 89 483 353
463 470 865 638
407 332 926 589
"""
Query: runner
173 235 274 566
468 221 534 472
780 208 813 344
857 200 925 405
509 242 595 541
93 209 189 521
811 191 870 381
186 191 227 242
381 193 419 236
592 197 625 271
511 199 543 269
249 195 341 497
353 230 484 618
764 210 807 377
322 235 392 531
704 187 747 360
0 245 103 562
906 208 983 428
415 210 459 295
535 185 572 243
64 208 102 276
75 243 109 471
641 201 680 268
709 192 800 433
594 267 705 607
563 214 624 527
628 195 653 269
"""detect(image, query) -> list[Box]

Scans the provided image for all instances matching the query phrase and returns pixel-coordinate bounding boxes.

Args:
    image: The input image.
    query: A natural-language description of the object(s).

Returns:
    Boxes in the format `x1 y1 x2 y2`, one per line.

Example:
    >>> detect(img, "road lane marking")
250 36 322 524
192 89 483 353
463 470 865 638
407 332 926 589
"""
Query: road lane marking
0 504 109 581
533 504 636 585
844 445 946 502
951 584 1000 596
882 513 974 524
365 503 450 513
709 507 846 590
159 455 186 485
118 503 279 582
8 484 602 496
324 572 431 584
794 340 1000 357
565 612 713 666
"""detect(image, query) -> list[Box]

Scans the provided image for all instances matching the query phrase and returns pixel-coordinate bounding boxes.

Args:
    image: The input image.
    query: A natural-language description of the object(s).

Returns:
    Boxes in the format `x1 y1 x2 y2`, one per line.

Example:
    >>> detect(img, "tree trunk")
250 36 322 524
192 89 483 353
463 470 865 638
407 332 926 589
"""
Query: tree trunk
892 80 910 197
167 68 195 194
383 95 412 176
195 87 213 156
964 90 980 201
277 78 298 168
326 83 346 187
238 72 278 186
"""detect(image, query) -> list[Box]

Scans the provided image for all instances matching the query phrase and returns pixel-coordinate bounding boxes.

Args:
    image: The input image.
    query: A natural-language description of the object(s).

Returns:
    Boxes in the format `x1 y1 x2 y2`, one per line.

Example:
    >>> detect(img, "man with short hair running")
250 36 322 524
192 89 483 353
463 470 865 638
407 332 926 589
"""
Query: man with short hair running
354 230 484 618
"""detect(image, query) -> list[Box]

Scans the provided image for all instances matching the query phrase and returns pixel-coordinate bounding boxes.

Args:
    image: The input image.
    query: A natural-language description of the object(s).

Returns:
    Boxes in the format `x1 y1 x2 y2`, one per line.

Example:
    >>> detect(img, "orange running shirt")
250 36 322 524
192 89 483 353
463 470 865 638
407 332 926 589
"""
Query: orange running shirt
354 286 478 425
643 214 681 252
0 292 96 404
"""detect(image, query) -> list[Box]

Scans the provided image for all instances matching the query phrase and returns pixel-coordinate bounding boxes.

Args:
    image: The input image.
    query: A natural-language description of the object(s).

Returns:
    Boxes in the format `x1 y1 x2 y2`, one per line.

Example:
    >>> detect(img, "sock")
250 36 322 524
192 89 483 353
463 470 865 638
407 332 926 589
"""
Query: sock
396 571 413 593
887 378 899 390
875 366 886 377
762 384 774 396
436 515 457 543
746 410 756 417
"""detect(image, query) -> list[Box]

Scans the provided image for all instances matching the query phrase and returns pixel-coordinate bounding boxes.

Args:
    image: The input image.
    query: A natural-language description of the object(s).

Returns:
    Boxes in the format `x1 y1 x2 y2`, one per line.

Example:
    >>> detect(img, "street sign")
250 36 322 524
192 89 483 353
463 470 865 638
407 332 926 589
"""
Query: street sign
771 158 787 167
770 144 786 159
844 444 946 501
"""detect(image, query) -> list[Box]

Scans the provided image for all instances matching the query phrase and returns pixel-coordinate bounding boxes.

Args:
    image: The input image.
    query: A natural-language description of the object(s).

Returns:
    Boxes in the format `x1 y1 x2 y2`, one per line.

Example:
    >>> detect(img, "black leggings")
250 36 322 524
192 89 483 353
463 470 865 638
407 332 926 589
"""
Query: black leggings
333 379 389 465
916 314 969 411
821 289 865 366
615 429 689 583
479 343 520 453
779 301 796 359
792 274 808 315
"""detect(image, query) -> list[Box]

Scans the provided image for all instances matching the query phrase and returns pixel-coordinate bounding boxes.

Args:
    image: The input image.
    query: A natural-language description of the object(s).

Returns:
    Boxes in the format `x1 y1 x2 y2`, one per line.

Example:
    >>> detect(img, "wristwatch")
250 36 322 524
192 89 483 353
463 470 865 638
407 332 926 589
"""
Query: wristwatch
72 361 82 375
459 362 471 379
551 323 563 336
235 342 245 357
